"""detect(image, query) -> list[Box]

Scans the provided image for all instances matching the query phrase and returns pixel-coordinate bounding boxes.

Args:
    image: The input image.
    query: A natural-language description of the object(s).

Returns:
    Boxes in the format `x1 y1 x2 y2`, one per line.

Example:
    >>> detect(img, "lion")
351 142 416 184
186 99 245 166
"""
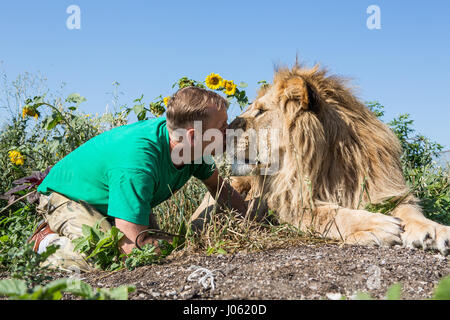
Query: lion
191 63 450 255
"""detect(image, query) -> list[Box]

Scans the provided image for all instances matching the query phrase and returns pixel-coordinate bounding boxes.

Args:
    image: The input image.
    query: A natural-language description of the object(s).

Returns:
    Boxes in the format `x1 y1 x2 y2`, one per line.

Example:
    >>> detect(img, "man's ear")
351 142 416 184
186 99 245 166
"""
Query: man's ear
186 128 196 147
278 77 319 113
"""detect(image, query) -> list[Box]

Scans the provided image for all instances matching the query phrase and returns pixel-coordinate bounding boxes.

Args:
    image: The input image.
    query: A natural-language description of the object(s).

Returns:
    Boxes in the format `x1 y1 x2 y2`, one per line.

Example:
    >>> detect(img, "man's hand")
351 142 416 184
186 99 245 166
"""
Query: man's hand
202 169 247 217
115 218 171 255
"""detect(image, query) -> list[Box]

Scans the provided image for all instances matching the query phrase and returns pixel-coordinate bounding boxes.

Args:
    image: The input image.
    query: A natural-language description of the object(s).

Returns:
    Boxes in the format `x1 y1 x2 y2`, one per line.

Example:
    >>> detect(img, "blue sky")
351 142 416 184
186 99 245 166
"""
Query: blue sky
1 0 449 148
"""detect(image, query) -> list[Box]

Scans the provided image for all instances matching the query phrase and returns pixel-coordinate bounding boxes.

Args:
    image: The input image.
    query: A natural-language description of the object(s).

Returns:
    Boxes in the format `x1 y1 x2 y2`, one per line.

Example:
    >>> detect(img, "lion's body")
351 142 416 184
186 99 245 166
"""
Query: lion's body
192 63 450 255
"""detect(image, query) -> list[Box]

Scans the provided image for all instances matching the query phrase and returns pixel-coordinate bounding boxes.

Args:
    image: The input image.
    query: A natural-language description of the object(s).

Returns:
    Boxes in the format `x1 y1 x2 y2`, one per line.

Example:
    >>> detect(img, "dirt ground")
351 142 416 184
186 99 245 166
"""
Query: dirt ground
70 242 449 300
1 242 449 300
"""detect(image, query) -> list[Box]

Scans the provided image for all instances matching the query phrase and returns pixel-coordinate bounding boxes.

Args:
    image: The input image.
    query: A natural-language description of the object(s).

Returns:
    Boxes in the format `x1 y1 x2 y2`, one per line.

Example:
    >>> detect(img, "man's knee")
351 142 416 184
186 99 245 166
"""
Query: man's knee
37 192 111 241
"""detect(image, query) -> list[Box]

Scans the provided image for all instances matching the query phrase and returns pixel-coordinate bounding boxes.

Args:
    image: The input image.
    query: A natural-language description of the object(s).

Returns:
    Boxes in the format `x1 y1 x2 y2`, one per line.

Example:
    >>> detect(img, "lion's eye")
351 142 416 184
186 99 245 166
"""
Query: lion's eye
255 108 266 117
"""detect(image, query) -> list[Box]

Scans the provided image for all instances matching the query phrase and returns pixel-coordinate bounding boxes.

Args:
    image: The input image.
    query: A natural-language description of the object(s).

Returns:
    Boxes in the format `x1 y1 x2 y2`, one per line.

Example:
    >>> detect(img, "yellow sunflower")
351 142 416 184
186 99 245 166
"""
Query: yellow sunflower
8 150 25 166
163 96 171 106
22 105 39 120
150 102 165 117
205 73 223 90
223 79 237 96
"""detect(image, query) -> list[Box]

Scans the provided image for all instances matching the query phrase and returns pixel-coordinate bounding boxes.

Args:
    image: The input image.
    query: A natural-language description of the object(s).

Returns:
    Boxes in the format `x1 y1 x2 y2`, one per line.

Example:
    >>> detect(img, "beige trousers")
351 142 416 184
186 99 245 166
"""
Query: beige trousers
36 192 112 273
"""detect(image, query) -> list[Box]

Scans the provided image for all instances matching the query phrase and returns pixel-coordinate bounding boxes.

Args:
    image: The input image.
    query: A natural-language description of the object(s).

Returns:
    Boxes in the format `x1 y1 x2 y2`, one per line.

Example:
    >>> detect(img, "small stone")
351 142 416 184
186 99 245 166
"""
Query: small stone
164 290 177 297
434 254 446 261
326 293 343 300
308 284 318 291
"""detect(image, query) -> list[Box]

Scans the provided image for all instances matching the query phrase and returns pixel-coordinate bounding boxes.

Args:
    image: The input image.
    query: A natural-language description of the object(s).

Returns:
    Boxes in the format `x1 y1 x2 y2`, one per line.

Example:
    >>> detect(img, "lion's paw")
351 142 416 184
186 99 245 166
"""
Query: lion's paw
345 213 403 247
435 226 450 256
401 219 450 255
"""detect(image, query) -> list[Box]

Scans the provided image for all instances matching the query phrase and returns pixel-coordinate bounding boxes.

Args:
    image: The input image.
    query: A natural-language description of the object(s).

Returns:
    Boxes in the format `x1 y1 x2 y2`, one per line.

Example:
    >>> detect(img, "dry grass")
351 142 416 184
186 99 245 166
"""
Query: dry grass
153 178 339 258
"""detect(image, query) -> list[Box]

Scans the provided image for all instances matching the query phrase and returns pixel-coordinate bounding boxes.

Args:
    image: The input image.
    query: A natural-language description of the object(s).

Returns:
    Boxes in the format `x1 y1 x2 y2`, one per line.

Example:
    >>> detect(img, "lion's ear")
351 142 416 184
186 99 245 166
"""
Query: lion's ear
279 77 318 112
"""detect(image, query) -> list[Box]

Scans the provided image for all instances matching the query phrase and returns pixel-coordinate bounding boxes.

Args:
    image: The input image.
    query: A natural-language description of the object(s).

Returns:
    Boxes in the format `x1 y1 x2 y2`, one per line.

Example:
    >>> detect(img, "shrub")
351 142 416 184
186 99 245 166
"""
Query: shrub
367 102 449 224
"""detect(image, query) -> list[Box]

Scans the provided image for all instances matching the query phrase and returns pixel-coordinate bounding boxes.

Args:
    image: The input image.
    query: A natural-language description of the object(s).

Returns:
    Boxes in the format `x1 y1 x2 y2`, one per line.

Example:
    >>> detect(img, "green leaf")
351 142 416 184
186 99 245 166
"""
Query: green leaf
72 237 89 253
87 238 112 259
27 286 44 300
100 286 135 300
42 279 70 295
39 244 59 261
217 248 227 255
44 114 62 130
433 276 450 300
48 140 60 153
354 292 372 300
81 224 92 237
133 104 145 115
385 283 403 300
65 279 94 298
0 279 28 297
137 110 147 121
51 291 63 300
133 94 144 103
66 93 87 105
238 82 248 88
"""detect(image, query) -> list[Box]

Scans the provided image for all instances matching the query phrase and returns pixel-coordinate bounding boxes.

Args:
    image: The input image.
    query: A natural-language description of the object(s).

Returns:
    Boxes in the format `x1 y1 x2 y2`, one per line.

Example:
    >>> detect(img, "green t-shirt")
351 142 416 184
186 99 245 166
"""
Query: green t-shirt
37 117 215 226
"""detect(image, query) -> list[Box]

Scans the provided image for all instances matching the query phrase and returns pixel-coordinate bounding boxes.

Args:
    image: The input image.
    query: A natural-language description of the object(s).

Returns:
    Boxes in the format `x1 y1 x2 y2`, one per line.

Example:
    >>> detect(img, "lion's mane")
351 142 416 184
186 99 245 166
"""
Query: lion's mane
238 64 412 226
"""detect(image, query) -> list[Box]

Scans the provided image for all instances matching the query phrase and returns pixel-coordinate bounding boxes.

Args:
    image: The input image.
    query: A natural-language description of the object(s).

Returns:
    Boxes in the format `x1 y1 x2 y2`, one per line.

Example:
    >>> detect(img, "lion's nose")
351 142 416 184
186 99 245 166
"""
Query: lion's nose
229 116 247 131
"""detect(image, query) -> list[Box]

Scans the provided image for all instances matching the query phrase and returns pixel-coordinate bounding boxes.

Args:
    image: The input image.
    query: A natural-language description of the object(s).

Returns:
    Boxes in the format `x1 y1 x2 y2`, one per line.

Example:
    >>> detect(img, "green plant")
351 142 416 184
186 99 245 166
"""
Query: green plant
0 278 135 300
367 101 444 169
432 275 450 299
351 276 450 300
365 102 449 224
206 240 228 255
72 220 125 271
0 167 52 207
385 282 403 300
124 241 174 271
0 206 58 286
2 243 59 287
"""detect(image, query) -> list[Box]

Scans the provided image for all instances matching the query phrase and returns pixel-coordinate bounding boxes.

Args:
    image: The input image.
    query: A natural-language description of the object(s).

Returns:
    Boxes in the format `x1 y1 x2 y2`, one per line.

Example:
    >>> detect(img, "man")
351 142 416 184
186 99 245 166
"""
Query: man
31 86 247 272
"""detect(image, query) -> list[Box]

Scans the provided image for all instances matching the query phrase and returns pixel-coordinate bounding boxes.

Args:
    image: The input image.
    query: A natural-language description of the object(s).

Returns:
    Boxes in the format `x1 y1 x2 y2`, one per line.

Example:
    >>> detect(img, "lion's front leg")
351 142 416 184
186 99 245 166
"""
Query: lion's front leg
391 204 450 255
299 205 403 247
189 191 268 232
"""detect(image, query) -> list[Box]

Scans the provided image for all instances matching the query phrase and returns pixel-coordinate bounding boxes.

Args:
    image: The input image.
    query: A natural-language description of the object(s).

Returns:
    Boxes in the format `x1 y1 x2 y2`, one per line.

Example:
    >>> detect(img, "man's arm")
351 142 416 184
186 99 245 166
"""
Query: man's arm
115 218 171 255
202 169 247 217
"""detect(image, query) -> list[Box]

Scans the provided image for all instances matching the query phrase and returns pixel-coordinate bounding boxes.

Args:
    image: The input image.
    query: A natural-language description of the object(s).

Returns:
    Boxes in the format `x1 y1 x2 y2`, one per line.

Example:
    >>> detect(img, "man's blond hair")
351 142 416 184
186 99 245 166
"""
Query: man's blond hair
166 86 228 130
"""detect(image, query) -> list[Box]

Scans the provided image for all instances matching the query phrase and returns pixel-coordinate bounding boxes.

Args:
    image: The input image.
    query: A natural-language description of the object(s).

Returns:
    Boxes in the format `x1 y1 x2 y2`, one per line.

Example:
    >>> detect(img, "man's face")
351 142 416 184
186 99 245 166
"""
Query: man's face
199 105 228 156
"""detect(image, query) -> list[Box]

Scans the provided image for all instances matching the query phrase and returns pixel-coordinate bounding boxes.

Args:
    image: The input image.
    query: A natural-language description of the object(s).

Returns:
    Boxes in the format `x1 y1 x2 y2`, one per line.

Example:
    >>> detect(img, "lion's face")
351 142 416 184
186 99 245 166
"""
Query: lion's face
227 85 282 176
228 76 319 176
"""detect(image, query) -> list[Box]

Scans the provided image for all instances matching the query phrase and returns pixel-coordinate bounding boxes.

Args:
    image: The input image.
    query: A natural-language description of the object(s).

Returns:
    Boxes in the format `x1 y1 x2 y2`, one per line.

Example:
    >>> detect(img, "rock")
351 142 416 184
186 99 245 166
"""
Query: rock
164 290 177 297
326 293 343 300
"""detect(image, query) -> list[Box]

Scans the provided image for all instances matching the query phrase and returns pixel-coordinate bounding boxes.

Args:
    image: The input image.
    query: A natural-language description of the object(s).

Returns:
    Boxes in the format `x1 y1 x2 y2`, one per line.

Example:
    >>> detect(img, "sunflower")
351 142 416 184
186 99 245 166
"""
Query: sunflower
163 96 171 106
8 150 25 166
150 102 165 117
205 73 223 90
22 105 39 120
223 79 237 96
